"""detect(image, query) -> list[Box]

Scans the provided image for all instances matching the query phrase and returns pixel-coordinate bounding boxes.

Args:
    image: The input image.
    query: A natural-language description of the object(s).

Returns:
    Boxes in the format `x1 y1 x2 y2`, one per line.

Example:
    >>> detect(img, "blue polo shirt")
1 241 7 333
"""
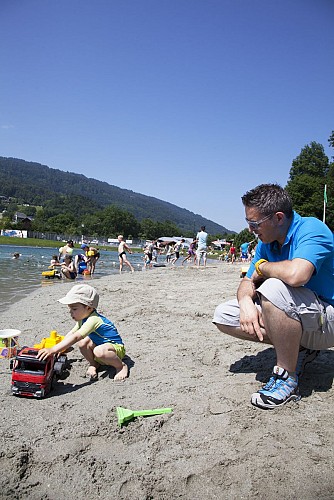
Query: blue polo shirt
247 212 334 305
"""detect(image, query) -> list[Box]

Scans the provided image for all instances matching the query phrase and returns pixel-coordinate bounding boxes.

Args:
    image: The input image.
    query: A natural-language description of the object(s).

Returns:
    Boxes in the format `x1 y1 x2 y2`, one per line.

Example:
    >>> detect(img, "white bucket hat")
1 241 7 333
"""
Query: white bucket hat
58 284 99 309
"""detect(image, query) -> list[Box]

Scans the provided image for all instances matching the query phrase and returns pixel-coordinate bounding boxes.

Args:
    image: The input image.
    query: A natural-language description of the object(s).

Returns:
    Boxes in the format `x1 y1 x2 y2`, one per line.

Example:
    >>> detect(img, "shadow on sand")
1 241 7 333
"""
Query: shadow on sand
229 347 334 398
97 354 135 380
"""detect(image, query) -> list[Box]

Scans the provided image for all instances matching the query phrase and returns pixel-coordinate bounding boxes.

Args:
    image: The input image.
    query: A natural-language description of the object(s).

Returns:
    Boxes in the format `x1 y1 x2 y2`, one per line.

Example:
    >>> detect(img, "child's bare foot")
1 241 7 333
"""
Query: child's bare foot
86 366 98 381
114 362 128 381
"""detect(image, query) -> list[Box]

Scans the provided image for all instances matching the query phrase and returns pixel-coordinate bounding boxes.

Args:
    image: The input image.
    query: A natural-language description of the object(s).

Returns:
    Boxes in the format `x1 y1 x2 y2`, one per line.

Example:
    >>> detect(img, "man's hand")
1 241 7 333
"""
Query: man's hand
250 270 266 287
37 347 54 361
239 297 264 341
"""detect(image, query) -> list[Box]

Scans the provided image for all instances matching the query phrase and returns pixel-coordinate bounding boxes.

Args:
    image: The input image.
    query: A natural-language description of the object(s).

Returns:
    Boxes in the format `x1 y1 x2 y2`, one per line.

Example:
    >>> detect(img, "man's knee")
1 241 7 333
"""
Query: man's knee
257 277 293 312
213 299 240 328
257 277 288 296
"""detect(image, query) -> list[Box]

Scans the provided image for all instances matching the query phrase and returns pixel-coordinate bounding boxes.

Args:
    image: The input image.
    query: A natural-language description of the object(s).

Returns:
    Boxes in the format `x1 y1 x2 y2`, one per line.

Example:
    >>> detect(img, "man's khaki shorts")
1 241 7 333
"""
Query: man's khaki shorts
213 277 334 350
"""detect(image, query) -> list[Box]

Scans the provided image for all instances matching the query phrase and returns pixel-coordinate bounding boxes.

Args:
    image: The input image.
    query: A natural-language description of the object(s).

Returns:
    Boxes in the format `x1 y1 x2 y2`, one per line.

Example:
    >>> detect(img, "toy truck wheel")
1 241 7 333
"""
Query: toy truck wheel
54 361 63 375
54 355 67 375
51 374 57 390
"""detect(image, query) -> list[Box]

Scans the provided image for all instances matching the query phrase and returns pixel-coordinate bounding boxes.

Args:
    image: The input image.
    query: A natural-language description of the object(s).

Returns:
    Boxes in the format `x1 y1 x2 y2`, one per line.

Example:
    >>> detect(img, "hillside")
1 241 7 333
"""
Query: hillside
0 157 233 234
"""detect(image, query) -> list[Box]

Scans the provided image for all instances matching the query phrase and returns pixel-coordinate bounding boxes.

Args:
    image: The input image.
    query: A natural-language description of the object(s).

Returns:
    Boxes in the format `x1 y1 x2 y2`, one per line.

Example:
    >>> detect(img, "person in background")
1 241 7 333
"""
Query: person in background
118 235 134 274
81 244 100 274
50 255 61 267
143 250 153 269
171 239 185 266
229 243 236 263
213 183 334 410
59 240 74 261
165 244 175 264
182 238 197 265
61 254 77 280
240 242 250 262
196 226 208 267
74 253 88 274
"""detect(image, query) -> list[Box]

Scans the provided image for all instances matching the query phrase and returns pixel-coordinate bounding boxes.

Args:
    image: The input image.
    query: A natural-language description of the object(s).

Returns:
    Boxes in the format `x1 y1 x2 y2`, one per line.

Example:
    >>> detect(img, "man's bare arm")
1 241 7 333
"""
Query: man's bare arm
257 258 314 287
237 278 264 341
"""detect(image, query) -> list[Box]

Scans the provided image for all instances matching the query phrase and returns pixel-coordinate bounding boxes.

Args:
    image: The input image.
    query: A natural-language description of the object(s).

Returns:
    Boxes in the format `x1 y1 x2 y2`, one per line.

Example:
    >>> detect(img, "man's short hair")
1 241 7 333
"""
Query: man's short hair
241 183 293 218
200 226 206 231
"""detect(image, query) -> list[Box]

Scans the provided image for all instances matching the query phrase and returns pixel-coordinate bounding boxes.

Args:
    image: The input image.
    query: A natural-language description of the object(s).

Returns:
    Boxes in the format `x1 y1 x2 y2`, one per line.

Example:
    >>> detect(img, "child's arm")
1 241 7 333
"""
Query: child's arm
37 315 99 361
37 330 83 360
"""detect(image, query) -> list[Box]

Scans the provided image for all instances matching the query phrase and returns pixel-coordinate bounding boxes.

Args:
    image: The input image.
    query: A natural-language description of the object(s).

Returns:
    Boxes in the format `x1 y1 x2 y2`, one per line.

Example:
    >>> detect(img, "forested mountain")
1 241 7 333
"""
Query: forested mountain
0 157 232 235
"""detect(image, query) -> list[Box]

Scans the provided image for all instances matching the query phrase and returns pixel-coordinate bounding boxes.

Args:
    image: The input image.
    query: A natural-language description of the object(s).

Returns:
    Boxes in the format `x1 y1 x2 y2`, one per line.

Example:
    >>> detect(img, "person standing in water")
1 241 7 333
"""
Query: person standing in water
118 235 134 274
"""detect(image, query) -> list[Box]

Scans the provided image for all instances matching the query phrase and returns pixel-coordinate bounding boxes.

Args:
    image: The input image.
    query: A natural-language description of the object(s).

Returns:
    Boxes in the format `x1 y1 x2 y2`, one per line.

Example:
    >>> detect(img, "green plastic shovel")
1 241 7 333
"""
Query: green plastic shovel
116 406 173 427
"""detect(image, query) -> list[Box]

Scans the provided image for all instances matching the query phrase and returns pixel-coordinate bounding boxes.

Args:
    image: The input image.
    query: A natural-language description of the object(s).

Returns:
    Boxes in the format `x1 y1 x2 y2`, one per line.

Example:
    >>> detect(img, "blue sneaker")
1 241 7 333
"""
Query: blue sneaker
296 348 320 377
251 366 300 409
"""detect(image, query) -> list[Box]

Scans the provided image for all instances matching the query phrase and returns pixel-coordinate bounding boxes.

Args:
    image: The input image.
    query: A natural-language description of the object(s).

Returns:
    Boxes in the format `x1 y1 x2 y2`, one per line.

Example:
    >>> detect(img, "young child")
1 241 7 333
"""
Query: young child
61 254 77 280
80 244 100 274
143 249 153 269
37 284 128 381
50 255 61 267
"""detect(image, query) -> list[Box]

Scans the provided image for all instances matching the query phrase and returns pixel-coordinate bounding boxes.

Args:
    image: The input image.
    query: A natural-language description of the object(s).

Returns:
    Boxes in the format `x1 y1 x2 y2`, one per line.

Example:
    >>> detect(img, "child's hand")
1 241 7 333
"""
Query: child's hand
37 348 53 361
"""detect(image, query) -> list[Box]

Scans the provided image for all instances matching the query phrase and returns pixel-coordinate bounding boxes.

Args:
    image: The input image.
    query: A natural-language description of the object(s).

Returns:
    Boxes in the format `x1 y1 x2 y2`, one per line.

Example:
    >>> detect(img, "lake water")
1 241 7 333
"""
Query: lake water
0 245 145 314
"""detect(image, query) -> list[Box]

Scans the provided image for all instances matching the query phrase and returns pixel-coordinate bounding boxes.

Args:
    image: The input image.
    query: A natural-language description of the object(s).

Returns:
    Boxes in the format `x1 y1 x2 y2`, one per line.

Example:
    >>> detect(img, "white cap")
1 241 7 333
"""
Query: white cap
58 284 99 309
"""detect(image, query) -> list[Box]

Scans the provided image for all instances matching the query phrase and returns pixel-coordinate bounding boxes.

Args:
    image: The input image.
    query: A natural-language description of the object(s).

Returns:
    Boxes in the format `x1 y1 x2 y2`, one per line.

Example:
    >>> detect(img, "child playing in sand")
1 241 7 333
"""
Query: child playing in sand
37 284 128 381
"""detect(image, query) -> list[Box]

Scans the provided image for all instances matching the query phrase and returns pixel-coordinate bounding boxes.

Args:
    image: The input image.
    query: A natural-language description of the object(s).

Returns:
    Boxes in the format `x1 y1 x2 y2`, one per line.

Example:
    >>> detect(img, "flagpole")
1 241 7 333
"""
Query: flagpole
323 184 327 223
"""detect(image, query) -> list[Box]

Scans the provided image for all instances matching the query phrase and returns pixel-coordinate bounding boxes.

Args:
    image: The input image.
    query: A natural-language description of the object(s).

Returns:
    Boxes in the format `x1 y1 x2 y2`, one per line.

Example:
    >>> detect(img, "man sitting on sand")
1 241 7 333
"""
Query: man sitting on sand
37 284 128 381
213 183 334 409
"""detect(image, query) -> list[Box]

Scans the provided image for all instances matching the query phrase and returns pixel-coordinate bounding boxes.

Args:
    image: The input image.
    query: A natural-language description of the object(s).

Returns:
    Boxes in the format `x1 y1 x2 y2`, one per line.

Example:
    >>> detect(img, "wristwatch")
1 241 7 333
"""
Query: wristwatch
255 259 268 276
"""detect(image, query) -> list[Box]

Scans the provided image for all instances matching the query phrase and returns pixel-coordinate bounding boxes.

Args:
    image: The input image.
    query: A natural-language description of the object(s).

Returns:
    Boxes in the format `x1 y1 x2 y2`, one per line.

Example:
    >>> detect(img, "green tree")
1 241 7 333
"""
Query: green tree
328 130 334 152
324 131 334 230
97 205 140 238
233 228 255 251
139 218 181 240
139 219 160 240
285 142 329 222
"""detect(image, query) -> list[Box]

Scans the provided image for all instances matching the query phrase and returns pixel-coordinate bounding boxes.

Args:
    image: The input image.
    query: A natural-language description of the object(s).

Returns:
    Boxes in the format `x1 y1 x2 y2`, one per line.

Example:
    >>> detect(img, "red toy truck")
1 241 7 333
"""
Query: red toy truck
10 347 68 398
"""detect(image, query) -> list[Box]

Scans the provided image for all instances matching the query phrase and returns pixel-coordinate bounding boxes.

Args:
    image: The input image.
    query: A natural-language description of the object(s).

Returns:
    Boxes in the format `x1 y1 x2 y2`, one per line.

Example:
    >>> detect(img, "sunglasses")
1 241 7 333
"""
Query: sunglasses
245 213 274 230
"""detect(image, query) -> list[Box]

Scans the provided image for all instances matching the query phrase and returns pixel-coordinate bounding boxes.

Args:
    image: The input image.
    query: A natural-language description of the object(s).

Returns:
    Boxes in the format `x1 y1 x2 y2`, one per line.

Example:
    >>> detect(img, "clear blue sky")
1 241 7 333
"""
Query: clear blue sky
1 0 333 232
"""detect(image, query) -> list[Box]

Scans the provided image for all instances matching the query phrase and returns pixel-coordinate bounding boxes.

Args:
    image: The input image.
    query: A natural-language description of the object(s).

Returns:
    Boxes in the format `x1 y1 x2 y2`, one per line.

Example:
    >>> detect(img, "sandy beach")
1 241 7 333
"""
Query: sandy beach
0 263 334 499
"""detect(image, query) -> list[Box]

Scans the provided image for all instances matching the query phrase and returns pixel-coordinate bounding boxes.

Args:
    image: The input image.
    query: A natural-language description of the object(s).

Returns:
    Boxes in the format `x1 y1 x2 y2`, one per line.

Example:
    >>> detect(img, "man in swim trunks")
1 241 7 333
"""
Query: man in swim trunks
118 235 134 274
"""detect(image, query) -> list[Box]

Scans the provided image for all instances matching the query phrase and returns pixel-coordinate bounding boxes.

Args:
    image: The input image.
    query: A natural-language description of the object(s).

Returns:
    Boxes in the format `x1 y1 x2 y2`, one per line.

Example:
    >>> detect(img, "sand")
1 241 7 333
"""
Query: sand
0 263 334 499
